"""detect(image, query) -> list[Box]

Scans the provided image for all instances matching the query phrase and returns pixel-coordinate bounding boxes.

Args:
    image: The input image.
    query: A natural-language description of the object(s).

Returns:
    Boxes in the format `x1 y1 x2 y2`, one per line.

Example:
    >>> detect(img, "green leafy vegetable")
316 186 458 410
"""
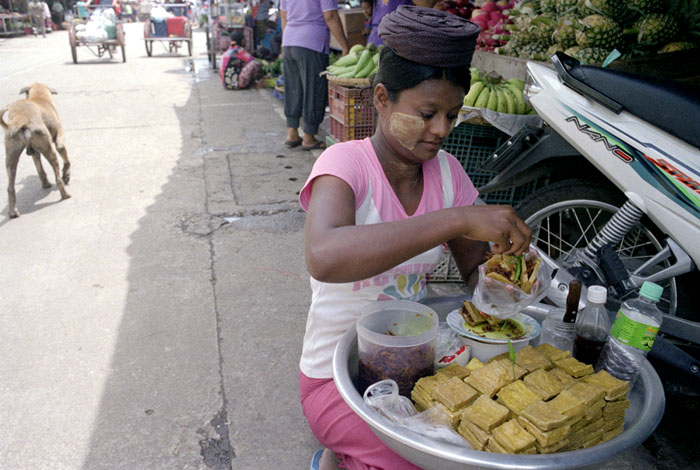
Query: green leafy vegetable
508 339 516 379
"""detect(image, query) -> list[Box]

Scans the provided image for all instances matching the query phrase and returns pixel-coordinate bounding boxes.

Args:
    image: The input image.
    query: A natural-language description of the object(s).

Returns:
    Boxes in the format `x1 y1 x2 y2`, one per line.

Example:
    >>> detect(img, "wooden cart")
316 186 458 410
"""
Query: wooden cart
143 4 192 57
68 19 126 63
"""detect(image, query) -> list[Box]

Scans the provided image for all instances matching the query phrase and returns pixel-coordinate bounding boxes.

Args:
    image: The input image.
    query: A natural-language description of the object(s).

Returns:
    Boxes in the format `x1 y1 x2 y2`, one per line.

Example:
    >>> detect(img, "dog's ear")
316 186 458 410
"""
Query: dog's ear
49 87 58 95
19 87 29 97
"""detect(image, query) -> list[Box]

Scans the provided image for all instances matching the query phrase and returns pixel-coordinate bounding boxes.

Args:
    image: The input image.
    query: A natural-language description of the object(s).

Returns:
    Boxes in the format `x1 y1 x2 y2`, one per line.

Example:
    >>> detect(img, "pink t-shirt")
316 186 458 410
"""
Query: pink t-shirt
298 138 479 378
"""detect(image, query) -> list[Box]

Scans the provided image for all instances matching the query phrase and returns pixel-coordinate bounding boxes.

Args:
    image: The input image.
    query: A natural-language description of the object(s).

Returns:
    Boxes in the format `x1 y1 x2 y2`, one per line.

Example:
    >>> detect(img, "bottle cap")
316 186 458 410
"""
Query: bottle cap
586 285 608 304
640 281 663 302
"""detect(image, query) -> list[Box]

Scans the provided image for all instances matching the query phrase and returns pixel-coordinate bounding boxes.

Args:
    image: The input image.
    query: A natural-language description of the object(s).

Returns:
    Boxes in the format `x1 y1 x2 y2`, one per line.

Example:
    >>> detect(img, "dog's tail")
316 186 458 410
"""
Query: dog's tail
0 108 7 130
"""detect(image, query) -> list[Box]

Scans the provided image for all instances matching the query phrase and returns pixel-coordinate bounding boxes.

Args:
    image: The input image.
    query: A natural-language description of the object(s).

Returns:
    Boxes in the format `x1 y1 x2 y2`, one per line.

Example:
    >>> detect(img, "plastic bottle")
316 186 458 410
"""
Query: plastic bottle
597 281 664 382
539 281 582 354
574 285 611 366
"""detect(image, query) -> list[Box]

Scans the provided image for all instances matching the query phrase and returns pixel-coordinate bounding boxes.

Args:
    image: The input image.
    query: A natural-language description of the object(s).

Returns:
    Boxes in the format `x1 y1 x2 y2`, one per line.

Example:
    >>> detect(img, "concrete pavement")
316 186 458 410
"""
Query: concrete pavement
2 20 700 470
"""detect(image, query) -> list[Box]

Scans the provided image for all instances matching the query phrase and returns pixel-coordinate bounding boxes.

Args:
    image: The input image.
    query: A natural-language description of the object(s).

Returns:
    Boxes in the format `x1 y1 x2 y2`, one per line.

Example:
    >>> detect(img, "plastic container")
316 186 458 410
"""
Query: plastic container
538 308 575 354
597 281 664 383
356 300 438 397
574 285 611 366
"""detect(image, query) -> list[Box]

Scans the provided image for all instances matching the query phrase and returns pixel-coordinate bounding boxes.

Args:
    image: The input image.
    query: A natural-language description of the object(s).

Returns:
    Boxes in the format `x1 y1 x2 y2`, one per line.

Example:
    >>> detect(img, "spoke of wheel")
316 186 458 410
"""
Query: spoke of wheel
532 229 577 253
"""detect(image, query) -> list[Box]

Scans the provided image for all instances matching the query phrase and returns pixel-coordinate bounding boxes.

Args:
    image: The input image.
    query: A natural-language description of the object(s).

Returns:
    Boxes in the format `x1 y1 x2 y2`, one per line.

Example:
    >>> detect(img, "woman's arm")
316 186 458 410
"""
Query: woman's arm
305 175 531 283
322 9 349 56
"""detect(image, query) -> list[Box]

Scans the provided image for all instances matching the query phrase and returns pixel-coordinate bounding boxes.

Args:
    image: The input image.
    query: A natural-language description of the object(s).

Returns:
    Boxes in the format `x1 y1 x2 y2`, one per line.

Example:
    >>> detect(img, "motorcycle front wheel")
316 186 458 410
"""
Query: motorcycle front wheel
515 179 679 315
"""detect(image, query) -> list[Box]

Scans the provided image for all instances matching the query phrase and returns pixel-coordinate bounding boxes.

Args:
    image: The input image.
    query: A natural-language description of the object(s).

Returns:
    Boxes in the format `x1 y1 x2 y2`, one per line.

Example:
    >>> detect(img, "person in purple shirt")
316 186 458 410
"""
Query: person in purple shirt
280 0 349 151
366 0 438 46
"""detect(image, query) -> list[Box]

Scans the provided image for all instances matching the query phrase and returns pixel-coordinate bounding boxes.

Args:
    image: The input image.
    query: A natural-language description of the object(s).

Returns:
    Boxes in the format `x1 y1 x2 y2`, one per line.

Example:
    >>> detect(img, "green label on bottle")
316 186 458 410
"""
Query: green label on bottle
609 310 659 352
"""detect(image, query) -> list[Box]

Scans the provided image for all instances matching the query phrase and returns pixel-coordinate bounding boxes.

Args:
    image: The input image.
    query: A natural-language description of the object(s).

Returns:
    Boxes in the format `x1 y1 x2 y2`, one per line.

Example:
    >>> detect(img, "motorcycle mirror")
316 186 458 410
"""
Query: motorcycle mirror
536 248 588 310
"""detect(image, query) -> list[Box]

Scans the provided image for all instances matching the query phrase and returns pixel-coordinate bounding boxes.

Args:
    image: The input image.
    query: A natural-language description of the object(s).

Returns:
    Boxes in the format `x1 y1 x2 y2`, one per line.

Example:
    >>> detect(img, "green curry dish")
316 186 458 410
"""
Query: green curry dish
466 318 526 340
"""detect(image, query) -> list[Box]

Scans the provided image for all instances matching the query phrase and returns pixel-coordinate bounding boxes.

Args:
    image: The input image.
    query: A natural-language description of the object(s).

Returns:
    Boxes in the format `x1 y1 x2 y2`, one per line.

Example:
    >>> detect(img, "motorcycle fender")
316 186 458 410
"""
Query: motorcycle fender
478 125 579 194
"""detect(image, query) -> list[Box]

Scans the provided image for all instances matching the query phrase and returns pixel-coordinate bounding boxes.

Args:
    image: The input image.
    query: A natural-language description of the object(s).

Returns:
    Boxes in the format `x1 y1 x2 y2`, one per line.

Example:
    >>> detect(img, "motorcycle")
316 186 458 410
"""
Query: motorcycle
479 52 700 379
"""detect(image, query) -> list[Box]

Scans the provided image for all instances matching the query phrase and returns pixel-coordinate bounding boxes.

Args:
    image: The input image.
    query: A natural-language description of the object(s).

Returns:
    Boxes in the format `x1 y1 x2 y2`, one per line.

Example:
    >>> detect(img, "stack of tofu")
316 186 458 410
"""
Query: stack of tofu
410 343 631 454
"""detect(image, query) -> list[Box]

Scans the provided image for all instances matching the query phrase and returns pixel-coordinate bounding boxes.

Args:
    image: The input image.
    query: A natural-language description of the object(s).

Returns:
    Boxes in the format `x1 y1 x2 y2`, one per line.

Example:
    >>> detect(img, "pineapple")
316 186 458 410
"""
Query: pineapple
554 18 578 48
498 35 532 57
532 15 557 45
576 15 623 49
557 0 580 17
626 0 665 15
658 41 698 53
564 45 584 57
578 0 630 21
575 47 613 64
547 43 566 56
519 41 551 60
633 13 679 45
541 0 558 14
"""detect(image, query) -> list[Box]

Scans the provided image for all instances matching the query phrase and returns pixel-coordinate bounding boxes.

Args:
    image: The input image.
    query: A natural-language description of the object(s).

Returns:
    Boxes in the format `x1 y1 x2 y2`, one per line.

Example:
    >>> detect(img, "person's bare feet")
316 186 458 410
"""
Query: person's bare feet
319 449 340 470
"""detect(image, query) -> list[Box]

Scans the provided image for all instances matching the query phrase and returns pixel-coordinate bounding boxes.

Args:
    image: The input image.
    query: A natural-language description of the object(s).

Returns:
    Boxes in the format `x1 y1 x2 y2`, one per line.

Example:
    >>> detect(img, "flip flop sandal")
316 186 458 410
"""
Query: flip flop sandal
301 141 326 151
285 139 303 148
309 449 324 470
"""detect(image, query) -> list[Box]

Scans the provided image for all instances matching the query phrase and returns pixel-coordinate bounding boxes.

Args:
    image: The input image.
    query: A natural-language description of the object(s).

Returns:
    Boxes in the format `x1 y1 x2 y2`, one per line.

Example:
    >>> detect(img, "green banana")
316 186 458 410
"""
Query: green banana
496 88 508 113
506 78 525 91
502 86 517 114
470 68 482 86
486 86 499 111
348 44 365 55
505 84 526 114
464 81 485 107
355 59 375 78
474 86 491 108
372 52 380 65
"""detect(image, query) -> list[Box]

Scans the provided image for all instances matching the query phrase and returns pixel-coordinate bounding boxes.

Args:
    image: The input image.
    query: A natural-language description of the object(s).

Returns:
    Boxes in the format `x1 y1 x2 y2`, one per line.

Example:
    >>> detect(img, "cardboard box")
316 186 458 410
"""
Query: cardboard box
330 32 366 52
339 8 366 34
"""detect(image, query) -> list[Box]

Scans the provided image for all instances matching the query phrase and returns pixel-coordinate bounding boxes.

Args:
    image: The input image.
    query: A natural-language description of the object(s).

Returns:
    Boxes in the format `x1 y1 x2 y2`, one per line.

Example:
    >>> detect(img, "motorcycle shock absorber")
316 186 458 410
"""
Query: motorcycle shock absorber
583 200 645 259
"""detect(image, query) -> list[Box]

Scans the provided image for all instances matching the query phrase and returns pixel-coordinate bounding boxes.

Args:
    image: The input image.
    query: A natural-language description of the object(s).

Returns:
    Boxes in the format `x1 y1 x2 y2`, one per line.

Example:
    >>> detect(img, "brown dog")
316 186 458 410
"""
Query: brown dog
0 83 71 218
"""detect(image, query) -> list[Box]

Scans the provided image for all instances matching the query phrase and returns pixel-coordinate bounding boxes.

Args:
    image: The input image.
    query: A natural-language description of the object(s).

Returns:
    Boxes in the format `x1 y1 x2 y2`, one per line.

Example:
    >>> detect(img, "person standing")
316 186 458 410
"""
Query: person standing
280 0 349 151
28 0 46 36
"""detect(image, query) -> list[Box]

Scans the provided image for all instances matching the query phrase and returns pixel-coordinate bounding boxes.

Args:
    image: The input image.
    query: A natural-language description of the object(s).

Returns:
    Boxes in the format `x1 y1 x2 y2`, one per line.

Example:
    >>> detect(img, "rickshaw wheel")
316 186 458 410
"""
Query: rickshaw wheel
143 20 151 39
187 39 192 57
145 40 152 56
185 23 192 56
121 44 126 62
116 24 126 62
107 45 113 59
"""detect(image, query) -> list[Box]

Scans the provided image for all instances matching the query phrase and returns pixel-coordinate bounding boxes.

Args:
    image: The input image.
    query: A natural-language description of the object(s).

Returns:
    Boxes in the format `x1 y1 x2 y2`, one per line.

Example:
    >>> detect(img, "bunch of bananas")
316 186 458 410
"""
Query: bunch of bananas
464 68 534 115
325 44 381 79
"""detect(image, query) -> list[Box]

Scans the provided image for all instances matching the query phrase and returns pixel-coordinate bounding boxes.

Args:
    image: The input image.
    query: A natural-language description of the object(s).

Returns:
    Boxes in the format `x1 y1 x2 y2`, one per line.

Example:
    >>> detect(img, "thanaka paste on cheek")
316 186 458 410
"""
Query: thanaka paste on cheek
389 112 424 151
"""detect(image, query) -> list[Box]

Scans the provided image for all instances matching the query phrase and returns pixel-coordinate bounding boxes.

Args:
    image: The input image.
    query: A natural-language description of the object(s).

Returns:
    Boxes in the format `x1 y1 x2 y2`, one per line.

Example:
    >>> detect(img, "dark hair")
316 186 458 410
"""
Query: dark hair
372 47 471 102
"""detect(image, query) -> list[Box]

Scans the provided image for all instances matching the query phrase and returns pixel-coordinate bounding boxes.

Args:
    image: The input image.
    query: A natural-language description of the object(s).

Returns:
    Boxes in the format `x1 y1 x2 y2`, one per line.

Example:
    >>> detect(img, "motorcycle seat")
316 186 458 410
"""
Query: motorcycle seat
569 65 700 150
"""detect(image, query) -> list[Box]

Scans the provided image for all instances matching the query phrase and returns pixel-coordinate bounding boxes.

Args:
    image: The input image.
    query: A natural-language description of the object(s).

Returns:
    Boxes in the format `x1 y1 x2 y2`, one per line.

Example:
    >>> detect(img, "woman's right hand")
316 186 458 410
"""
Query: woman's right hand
456 205 532 255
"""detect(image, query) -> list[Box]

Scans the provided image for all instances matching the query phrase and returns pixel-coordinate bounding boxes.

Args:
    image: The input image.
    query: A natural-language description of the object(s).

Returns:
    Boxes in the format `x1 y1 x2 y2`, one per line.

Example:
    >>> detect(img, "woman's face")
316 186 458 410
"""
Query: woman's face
380 78 464 161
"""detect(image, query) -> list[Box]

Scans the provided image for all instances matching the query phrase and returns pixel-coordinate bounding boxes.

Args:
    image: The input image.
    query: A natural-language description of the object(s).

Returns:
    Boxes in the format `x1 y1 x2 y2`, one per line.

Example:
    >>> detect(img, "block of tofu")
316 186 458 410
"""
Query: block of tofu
583 418 604 435
549 367 577 389
604 398 631 413
493 358 528 380
492 419 537 454
536 438 570 454
457 415 491 450
535 343 571 362
568 382 606 408
462 395 510 432
413 374 449 401
466 357 486 370
584 406 603 423
515 346 552 372
603 408 626 420
523 368 564 400
434 377 479 412
465 361 513 397
567 428 585 445
411 389 433 411
604 417 625 432
436 363 471 380
582 427 605 448
518 416 571 447
485 436 510 454
520 400 568 431
549 390 586 420
554 357 594 378
488 352 510 363
497 380 540 415
603 424 625 441
583 370 631 400
433 403 462 428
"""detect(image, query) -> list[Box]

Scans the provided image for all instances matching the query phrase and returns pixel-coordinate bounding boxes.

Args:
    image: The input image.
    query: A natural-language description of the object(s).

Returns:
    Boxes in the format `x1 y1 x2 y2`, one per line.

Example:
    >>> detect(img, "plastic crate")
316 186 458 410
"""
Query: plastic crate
329 116 375 142
427 248 463 283
441 122 548 206
328 82 375 127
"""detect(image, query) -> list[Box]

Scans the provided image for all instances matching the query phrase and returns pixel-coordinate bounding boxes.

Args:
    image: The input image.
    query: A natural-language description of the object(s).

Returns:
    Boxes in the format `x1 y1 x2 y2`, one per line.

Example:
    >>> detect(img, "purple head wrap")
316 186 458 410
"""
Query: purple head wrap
378 5 480 68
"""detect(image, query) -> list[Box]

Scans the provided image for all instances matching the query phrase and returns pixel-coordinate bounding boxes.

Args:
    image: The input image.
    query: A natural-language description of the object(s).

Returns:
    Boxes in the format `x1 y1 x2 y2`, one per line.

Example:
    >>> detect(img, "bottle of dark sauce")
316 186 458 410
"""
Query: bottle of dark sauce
574 285 611 366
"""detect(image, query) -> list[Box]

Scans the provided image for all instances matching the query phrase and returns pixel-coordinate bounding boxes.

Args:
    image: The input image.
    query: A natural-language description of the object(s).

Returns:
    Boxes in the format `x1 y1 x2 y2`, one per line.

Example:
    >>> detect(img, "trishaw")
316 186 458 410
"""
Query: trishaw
68 6 126 63
143 3 193 56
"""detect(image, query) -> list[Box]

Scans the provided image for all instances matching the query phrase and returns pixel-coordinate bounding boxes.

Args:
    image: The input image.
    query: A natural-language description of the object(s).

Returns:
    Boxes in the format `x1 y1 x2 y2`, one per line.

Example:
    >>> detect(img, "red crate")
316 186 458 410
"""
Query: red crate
166 17 186 37
329 116 375 142
328 82 376 128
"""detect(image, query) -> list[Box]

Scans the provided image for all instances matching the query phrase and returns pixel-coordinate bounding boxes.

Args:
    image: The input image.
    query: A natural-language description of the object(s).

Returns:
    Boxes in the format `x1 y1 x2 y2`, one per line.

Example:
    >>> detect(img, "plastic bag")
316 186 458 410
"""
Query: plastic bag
363 380 470 448
472 248 552 319
435 323 470 369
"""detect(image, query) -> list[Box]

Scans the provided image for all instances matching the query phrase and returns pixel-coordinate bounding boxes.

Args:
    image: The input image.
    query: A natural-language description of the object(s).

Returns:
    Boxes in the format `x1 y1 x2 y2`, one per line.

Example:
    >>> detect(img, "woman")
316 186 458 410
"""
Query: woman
298 6 531 470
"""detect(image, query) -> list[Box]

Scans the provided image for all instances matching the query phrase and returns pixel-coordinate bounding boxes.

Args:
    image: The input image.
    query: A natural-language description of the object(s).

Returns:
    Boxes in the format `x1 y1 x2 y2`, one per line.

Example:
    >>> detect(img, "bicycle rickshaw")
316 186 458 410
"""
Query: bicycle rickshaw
143 3 192 56
68 5 126 63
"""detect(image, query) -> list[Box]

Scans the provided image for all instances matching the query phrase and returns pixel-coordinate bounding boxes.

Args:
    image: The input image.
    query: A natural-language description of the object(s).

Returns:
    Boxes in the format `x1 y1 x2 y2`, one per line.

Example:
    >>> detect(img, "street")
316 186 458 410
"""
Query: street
1 20 700 470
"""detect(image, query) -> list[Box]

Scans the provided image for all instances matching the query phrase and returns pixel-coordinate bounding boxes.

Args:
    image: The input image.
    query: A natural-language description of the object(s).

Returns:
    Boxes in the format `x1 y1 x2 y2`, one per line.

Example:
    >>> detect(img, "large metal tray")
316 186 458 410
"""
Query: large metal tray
332 296 665 470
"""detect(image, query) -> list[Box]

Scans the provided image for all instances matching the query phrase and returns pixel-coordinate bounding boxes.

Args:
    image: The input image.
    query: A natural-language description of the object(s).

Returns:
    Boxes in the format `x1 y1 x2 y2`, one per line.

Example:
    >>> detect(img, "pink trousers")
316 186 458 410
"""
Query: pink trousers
299 371 422 470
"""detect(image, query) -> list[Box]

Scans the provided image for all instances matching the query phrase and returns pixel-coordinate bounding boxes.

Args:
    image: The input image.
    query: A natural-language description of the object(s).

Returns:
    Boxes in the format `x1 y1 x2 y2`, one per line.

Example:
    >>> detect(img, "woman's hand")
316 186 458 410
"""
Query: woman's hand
456 205 532 255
